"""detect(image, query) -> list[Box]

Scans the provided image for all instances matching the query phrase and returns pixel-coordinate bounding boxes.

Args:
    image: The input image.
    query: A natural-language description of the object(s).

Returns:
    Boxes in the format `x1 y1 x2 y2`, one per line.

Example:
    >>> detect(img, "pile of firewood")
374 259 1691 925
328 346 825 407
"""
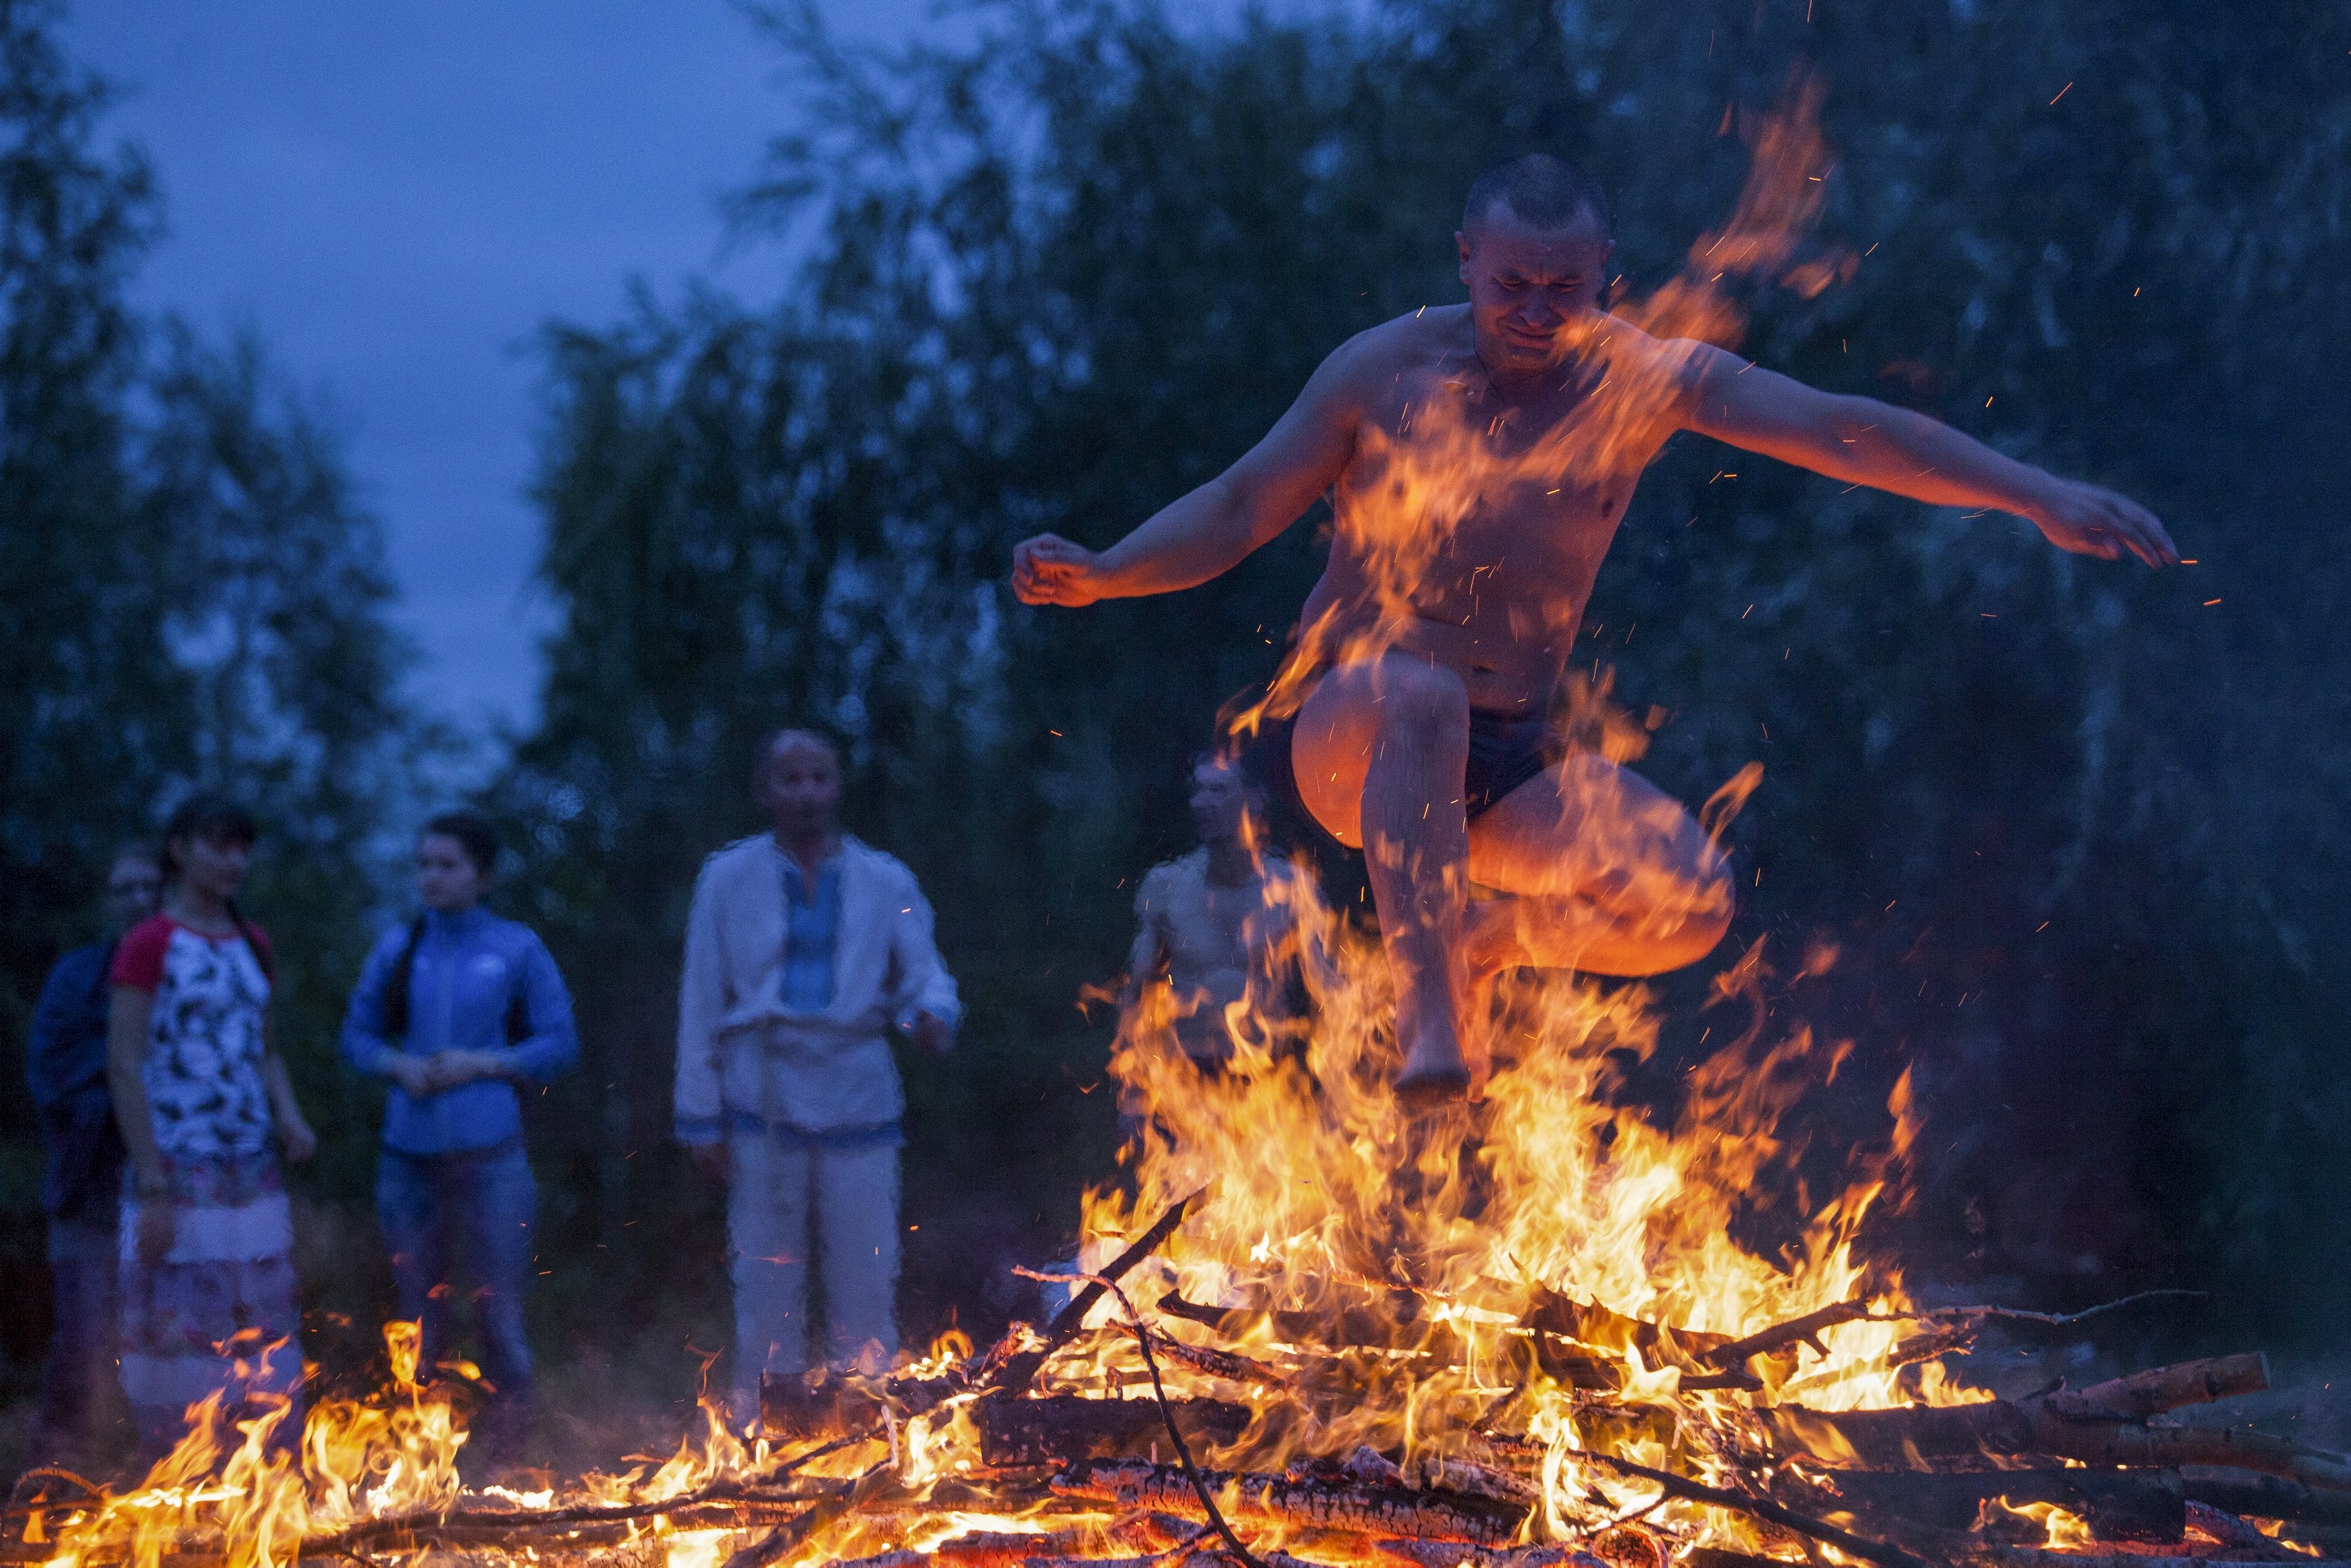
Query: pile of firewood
12 1193 2351 1568
738 1196 2351 1568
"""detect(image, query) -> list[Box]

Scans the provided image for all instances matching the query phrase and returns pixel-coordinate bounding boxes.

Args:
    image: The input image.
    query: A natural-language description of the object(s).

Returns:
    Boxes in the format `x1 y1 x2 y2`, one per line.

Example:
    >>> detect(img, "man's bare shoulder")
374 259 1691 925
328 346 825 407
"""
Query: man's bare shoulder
1317 306 1474 394
1136 849 1208 909
1591 314 1740 396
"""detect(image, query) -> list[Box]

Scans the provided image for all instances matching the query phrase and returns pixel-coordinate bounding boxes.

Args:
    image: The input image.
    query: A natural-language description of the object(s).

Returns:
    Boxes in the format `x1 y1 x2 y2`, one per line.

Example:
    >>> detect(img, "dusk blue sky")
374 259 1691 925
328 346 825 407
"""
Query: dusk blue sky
64 1 969 736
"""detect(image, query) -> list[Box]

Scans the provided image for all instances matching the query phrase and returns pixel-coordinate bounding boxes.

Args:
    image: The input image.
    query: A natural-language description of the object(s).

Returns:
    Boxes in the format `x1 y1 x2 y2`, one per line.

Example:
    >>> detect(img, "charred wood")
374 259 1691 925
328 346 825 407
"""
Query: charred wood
1760 1394 2351 1488
1155 1293 1433 1354
977 1395 1252 1466
1050 1460 1529 1545
1677 1549 1799 1568
1366 1544 1608 1568
2183 1469 2351 1525
1796 1467 2184 1542
1574 1454 1927 1568
2184 1499 2299 1555
922 1528 1096 1564
1697 1301 1875 1369
764 1375 889 1440
1154 1294 1753 1395
722 1465 899 1568
1112 1324 1292 1389
1515 1289 1732 1372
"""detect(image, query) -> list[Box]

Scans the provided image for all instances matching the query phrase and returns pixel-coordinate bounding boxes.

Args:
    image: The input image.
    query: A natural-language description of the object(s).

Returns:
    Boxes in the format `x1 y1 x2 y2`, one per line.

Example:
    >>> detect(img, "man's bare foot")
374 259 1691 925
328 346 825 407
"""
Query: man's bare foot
1394 1030 1472 1105
1394 1056 1470 1106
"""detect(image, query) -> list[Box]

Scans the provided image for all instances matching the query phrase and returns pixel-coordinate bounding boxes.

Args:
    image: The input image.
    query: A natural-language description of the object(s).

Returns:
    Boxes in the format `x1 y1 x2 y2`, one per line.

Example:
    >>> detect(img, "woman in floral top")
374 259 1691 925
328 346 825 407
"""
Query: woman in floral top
107 796 317 1457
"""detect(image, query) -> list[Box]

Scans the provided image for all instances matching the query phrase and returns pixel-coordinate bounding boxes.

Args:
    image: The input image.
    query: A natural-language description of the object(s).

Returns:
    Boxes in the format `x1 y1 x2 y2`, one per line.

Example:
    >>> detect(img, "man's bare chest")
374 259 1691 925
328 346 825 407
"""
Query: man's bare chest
1165 877 1264 966
1339 367 1635 547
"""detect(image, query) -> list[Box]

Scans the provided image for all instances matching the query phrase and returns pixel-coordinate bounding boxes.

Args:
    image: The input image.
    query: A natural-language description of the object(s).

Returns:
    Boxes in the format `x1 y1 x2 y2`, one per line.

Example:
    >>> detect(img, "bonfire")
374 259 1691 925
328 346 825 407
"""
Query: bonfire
7 68 2319 1568
7 864 2346 1568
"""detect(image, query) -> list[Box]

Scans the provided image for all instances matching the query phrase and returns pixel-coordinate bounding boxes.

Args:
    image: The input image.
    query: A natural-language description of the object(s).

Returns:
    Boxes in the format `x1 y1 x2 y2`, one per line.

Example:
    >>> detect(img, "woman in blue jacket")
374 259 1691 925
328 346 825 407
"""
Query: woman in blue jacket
341 811 577 1467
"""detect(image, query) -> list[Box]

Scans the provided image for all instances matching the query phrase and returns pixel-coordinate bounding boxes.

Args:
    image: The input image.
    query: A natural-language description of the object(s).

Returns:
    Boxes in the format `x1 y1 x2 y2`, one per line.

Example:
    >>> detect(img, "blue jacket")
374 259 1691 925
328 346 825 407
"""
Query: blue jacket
340 907 579 1156
27 941 125 1219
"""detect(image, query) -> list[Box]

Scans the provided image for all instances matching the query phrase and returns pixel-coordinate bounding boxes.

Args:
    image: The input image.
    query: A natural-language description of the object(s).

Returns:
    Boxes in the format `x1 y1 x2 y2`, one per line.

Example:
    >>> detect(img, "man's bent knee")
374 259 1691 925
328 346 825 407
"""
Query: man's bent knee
1368 659 1470 741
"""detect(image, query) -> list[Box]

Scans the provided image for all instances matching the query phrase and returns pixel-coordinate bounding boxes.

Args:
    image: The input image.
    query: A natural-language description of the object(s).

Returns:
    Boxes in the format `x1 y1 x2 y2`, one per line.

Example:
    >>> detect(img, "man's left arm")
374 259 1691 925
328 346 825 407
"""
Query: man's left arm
888 874 961 1056
1683 347 2178 567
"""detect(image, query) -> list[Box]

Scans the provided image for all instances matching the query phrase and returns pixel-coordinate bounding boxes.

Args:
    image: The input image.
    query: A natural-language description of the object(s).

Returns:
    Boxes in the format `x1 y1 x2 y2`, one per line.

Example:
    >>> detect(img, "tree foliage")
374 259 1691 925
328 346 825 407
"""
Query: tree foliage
511 0 2351 1352
0 0 420 1385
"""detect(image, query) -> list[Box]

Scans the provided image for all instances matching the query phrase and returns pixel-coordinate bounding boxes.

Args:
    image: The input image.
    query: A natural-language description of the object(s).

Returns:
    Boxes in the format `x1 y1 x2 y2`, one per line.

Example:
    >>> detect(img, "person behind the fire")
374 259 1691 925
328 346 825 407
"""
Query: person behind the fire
675 729 961 1424
341 809 580 1469
27 842 162 1461
1122 754 1308 1074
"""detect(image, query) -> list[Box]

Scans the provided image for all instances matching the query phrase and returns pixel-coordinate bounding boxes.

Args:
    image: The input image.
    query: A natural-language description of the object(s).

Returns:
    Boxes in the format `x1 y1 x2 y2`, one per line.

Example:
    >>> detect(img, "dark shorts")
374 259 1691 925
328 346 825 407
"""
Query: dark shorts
1464 710 1566 821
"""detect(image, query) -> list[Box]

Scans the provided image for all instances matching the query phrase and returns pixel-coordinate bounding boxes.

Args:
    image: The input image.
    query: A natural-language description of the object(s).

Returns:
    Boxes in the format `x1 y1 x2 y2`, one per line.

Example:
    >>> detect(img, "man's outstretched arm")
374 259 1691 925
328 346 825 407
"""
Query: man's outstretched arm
1683 348 2178 567
1012 341 1368 606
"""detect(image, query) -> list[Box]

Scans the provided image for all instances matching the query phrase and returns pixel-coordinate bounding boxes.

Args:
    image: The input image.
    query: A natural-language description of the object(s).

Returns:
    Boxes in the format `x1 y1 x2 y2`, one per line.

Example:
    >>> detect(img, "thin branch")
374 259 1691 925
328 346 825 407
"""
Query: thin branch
1016 1266 1268 1568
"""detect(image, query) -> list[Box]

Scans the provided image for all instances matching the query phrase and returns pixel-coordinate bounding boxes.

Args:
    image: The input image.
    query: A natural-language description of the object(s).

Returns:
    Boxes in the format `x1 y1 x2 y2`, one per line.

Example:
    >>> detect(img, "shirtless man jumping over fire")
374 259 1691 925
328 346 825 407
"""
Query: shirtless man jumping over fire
1012 154 2176 1102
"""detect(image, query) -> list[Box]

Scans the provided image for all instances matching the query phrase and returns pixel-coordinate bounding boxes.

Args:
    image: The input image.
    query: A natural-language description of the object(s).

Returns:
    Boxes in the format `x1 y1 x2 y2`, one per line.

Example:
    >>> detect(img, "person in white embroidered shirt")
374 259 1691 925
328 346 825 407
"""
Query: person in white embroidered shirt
675 728 959 1420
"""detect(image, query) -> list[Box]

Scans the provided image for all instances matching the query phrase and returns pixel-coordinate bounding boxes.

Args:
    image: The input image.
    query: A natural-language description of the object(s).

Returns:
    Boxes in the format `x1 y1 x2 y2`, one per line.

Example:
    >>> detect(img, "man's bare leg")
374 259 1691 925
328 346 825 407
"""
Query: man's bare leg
1461 749 1735 978
1294 659 1476 1100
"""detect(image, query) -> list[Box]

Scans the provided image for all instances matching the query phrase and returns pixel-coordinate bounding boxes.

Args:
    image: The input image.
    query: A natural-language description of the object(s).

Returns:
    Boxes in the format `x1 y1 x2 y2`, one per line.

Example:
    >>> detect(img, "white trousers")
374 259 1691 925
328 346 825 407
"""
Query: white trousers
727 1134 900 1405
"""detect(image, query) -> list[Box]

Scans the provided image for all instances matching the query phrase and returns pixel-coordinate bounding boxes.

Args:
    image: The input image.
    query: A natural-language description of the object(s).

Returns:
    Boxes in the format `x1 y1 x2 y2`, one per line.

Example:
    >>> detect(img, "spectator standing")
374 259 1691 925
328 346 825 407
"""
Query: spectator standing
26 845 162 1460
676 730 959 1422
107 796 317 1457
341 811 577 1468
1123 755 1311 1072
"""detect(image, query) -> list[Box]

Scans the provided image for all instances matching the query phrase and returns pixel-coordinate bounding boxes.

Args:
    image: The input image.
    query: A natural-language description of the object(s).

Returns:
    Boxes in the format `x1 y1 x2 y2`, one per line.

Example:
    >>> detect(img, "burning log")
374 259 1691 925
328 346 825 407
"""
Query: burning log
926 1527 1096 1563
2181 1469 2351 1526
1799 1468 2185 1542
1155 1293 1755 1395
1576 1453 1927 1568
2040 1352 2270 1420
723 1463 900 1568
1111 1323 1294 1389
1155 1292 1438 1354
1356 1545 1606 1568
1515 1288 1734 1371
976 1395 1253 1466
1050 1459 1530 1545
1696 1291 2211 1375
1759 1389 2351 1489
1697 1301 1874 1368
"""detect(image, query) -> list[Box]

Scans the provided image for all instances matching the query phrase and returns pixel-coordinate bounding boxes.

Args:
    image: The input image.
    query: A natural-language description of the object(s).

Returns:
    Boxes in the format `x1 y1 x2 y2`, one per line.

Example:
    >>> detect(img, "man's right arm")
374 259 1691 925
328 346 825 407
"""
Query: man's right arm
674 865 730 1150
1012 335 1372 606
1121 872 1171 1013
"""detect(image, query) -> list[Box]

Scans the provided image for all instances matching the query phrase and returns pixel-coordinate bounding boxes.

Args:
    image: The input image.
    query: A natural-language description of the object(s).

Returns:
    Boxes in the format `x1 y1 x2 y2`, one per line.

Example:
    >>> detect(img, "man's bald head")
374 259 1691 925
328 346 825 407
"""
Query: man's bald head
755 727 845 844
1462 154 1611 238
759 727 840 772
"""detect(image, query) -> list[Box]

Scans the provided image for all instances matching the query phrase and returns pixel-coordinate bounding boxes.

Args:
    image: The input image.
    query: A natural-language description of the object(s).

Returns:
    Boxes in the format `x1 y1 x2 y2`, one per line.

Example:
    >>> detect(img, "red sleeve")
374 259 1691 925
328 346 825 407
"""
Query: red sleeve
242 923 273 969
109 916 173 991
